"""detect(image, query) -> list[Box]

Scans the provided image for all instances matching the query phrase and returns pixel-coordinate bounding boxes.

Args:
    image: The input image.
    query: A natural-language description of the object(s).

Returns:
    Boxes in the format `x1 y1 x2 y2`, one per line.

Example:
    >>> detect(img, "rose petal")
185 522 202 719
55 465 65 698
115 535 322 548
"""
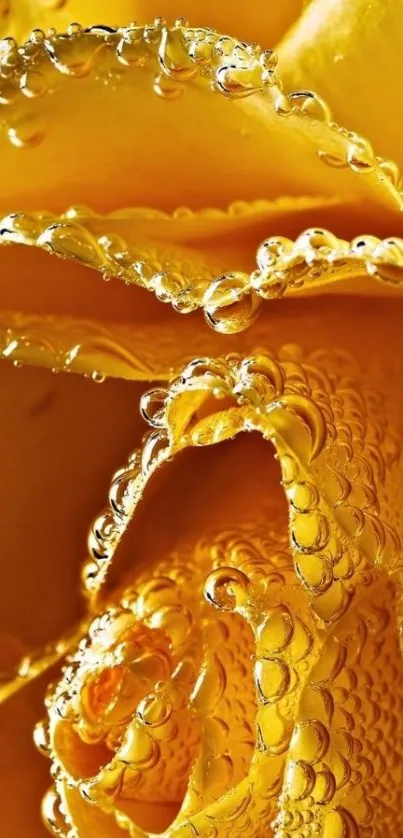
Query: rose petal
1 204 403 368
0 23 401 215
278 577 403 835
40 322 403 834
278 0 403 172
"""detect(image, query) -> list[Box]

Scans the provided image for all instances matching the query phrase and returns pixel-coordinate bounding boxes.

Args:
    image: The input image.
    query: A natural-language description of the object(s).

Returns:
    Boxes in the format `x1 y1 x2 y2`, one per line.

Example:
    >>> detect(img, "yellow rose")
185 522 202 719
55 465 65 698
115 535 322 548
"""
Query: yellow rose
1 3 403 838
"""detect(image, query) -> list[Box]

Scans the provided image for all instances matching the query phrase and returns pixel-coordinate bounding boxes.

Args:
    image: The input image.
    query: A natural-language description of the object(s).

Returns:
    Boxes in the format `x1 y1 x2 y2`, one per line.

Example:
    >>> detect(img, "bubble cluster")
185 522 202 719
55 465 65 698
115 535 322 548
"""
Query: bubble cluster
2 209 403 338
34 347 403 835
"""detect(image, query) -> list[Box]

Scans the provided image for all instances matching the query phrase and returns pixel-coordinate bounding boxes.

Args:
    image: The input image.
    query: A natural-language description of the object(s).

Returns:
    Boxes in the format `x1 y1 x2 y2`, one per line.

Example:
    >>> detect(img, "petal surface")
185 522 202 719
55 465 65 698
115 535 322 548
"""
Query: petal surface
38 327 403 836
0 361 146 687
0 22 401 216
1 0 304 47
0 669 52 837
1 206 403 361
278 0 403 172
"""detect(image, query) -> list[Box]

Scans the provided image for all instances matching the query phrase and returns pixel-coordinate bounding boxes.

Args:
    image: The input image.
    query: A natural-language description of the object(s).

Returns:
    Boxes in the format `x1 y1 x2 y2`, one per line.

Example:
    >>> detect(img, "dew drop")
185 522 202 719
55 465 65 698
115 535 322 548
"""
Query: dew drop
7 114 46 148
204 273 261 334
117 30 149 67
33 719 51 755
140 387 168 428
41 787 69 836
20 69 48 98
38 222 103 267
153 71 183 99
91 370 105 384
137 692 172 727
255 657 290 703
204 567 249 610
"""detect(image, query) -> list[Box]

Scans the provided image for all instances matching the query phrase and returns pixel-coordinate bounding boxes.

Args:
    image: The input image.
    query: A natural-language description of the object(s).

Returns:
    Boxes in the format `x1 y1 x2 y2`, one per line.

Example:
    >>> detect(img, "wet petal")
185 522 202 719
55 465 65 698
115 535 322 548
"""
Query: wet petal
0 22 401 215
278 577 403 835
278 0 403 173
39 323 403 835
1 204 403 364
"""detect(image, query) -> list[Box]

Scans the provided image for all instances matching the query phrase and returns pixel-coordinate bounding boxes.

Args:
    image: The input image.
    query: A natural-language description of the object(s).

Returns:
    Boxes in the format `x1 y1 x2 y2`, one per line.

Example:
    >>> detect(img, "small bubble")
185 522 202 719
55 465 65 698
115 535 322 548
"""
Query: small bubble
66 22 83 37
20 70 48 98
33 720 51 756
204 567 249 610
137 692 172 727
153 71 183 100
7 115 46 148
30 28 46 44
91 371 105 384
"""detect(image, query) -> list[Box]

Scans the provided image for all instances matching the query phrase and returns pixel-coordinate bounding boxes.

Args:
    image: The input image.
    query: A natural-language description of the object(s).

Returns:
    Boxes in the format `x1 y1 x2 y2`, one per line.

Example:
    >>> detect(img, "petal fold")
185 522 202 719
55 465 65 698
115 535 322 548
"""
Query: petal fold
0 22 401 216
38 331 403 836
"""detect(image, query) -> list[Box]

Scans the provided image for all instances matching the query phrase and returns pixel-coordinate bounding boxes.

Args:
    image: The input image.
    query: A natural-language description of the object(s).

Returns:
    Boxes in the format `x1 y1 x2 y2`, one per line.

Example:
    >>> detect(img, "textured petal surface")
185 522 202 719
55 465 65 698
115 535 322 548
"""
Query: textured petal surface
37 311 403 836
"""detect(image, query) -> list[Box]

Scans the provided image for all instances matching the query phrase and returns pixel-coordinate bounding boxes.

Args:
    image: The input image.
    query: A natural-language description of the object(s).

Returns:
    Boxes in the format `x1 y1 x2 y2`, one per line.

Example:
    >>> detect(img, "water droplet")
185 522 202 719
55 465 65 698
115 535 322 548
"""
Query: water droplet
292 510 330 554
323 809 359 838
117 28 149 67
41 787 69 836
137 692 172 727
45 28 105 78
33 719 51 755
7 115 46 148
204 273 261 334
285 759 316 801
119 724 160 769
91 370 105 384
255 657 290 703
347 139 374 173
141 430 170 474
153 71 183 99
257 703 288 754
37 223 103 267
287 481 319 513
0 73 19 103
257 606 293 655
140 387 168 428
20 70 48 98
290 720 330 764
204 567 249 611
30 28 46 44
313 769 336 805
295 552 333 594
